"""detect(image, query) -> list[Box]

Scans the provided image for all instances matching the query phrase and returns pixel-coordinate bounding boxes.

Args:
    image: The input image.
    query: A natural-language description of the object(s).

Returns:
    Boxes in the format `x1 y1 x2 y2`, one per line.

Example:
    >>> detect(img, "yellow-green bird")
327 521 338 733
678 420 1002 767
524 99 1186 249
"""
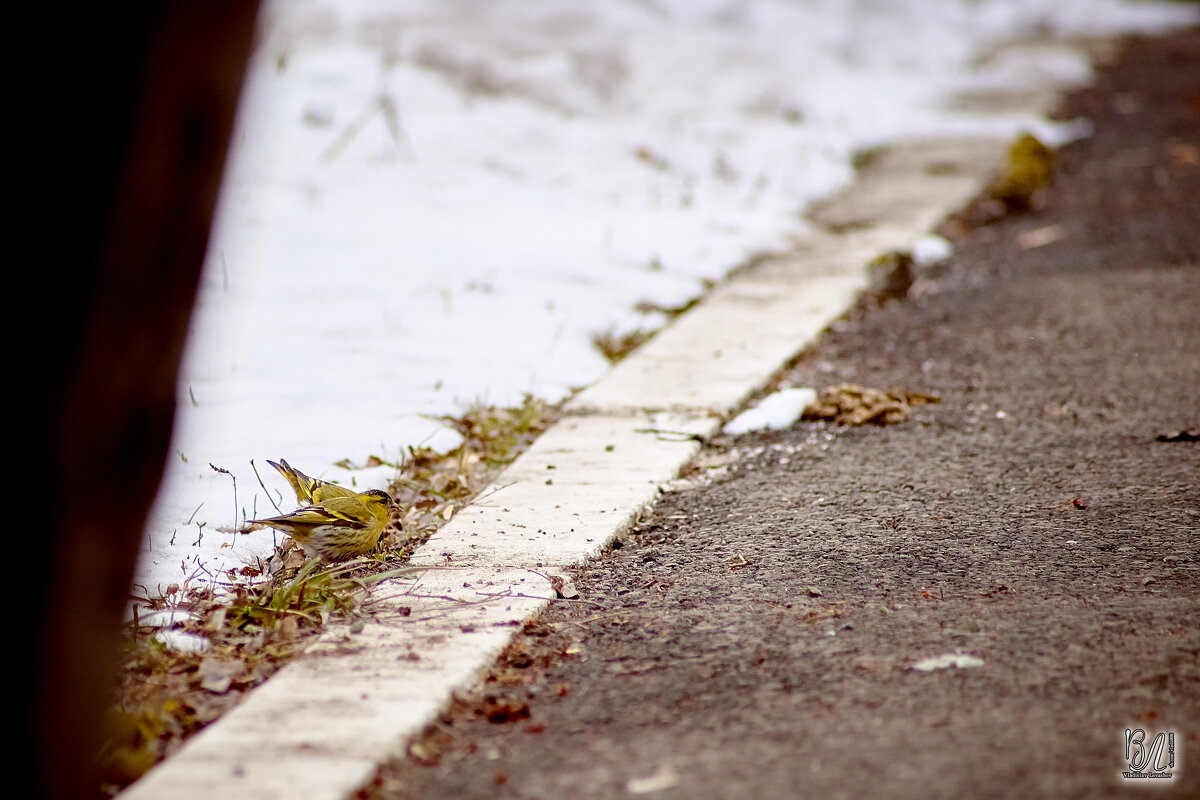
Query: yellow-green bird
267 458 357 505
249 488 393 561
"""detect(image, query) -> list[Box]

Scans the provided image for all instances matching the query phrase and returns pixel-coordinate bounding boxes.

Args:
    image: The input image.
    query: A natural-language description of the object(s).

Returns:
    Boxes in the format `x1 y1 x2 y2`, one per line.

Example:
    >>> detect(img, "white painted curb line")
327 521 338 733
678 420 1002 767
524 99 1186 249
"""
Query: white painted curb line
121 134 1006 800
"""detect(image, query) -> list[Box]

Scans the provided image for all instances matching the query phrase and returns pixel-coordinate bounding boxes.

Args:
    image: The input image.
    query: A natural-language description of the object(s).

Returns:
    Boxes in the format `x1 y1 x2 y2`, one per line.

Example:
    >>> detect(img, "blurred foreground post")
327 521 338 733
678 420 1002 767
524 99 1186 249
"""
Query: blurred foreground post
25 3 259 797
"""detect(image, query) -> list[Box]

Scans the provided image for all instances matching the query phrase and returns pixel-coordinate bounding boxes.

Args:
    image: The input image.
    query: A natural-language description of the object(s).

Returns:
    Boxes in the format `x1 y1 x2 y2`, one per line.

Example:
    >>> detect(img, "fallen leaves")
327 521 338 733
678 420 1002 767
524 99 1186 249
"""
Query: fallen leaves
398 616 582 773
195 656 245 694
101 640 279 790
479 698 531 724
801 383 940 426
112 396 565 792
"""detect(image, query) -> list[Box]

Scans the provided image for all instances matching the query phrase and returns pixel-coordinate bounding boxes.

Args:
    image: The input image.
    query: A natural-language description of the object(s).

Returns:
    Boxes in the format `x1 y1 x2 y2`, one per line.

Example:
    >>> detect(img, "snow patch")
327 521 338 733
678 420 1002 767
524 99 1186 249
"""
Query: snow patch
913 652 985 672
725 388 818 434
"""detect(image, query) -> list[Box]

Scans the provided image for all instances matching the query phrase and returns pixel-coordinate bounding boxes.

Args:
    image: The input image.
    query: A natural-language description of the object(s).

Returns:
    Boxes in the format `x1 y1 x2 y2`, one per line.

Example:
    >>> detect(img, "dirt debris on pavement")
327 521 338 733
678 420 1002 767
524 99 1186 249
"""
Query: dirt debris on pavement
800 383 940 427
360 30 1200 800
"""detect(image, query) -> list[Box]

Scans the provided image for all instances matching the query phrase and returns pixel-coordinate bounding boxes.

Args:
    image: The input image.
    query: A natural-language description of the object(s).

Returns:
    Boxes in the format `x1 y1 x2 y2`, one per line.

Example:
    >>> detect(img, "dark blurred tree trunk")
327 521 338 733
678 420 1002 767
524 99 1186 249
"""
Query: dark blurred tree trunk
25 3 259 797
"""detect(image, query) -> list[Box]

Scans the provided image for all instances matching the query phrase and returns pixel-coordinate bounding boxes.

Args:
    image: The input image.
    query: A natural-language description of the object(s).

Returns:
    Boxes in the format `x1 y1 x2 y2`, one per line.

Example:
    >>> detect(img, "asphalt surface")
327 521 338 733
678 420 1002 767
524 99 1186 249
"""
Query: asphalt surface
361 30 1200 800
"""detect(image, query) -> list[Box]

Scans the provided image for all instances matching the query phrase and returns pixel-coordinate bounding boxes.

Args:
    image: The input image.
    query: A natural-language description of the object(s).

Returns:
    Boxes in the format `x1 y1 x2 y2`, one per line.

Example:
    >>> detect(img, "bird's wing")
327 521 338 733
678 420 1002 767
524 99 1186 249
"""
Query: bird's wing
313 481 359 501
306 495 373 526
252 503 362 529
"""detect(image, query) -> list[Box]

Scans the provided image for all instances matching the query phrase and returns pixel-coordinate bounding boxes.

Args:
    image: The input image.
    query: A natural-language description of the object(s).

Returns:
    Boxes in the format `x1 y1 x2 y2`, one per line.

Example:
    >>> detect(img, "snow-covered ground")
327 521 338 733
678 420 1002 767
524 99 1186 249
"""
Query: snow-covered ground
134 0 1196 600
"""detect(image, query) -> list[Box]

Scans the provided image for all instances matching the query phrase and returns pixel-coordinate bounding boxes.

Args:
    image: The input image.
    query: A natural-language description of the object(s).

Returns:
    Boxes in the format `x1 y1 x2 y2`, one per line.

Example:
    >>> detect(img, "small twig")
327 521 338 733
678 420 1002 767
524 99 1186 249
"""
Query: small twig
364 590 431 606
250 459 283 515
378 93 413 157
526 568 572 599
406 592 512 621
321 100 376 163
469 480 517 505
472 590 556 602
184 561 209 587
321 93 412 164
210 463 238 540
560 609 642 627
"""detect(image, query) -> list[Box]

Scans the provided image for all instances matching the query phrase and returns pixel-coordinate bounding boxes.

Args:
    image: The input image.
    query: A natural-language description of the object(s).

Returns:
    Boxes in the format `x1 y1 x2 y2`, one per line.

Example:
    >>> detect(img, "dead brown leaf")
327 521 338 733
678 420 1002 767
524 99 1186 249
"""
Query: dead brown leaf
801 383 940 426
478 697 531 724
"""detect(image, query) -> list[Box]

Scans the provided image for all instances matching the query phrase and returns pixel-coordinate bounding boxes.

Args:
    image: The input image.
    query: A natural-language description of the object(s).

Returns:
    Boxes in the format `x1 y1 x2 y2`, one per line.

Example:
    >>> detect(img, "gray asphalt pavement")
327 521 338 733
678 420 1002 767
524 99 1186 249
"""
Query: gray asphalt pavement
362 29 1199 800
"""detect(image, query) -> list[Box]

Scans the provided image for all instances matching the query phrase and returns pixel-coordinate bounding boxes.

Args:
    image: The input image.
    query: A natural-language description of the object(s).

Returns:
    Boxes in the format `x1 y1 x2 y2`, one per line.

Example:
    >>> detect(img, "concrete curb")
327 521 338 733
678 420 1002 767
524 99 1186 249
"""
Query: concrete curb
122 133 1010 800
